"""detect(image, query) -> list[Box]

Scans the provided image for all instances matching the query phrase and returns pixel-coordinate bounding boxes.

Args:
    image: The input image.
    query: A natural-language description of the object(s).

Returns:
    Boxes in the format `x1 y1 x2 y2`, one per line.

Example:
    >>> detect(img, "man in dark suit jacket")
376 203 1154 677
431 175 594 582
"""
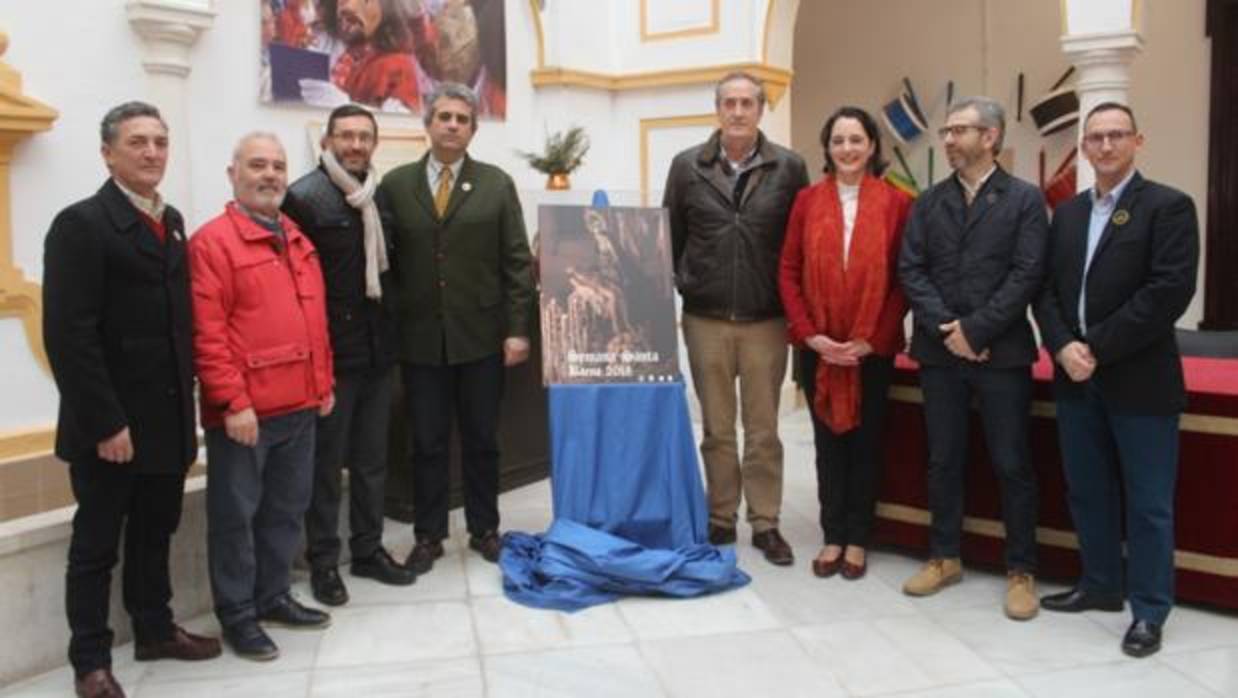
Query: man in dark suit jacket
1035 103 1198 658
42 102 220 698
898 96 1048 621
379 82 534 573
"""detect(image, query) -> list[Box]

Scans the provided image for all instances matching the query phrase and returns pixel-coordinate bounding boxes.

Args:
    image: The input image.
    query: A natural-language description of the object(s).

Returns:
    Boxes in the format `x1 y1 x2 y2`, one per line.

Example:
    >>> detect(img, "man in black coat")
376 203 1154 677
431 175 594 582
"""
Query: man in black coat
1035 103 1199 658
898 96 1048 621
282 104 413 607
42 101 220 698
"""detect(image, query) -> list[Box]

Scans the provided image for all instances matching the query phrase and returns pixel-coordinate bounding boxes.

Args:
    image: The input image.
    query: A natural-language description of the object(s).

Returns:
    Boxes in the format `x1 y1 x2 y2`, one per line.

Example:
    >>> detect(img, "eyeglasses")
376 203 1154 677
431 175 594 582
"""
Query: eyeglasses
936 124 989 139
1083 130 1135 147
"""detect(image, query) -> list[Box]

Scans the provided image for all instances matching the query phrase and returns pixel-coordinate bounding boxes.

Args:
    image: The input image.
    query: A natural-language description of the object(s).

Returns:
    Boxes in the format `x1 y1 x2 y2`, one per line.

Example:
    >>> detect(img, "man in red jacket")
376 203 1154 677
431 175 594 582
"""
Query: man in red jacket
189 132 335 661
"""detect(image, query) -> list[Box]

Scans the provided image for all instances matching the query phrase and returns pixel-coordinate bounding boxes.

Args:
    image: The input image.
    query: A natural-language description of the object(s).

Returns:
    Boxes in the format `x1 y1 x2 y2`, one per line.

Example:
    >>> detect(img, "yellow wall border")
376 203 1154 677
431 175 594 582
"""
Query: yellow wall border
0 31 58 376
761 0 778 63
531 62 792 108
0 425 55 463
640 0 721 42
876 501 1238 578
527 0 546 69
638 113 716 206
888 384 1238 437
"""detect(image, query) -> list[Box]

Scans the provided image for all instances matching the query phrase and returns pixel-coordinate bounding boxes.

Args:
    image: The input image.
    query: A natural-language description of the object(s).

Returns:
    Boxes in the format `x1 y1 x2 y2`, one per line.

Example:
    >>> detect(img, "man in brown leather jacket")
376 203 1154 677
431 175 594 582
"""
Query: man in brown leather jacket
662 71 809 566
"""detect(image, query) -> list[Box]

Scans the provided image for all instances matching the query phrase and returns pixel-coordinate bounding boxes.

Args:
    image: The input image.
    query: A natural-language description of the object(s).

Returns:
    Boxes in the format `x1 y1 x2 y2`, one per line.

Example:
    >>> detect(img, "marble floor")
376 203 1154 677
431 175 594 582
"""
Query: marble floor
5 410 1236 698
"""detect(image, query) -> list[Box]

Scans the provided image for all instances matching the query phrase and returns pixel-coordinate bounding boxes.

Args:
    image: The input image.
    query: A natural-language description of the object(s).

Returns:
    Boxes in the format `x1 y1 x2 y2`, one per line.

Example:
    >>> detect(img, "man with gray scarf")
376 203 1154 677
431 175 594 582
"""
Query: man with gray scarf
283 104 413 607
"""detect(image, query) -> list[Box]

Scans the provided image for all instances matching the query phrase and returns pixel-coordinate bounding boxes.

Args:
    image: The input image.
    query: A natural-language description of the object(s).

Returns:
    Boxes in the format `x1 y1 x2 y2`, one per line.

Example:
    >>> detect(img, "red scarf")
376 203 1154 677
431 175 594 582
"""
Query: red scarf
802 175 893 433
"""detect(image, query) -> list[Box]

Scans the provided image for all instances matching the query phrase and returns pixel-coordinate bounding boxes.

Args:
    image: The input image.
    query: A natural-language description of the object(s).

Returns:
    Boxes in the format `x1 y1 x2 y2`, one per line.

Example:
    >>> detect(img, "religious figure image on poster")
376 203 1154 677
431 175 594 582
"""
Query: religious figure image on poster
260 0 507 118
538 205 680 385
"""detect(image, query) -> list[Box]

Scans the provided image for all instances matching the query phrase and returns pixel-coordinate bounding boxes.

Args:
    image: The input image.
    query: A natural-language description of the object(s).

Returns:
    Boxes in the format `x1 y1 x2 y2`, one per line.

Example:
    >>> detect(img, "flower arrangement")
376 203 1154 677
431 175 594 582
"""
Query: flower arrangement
517 126 590 189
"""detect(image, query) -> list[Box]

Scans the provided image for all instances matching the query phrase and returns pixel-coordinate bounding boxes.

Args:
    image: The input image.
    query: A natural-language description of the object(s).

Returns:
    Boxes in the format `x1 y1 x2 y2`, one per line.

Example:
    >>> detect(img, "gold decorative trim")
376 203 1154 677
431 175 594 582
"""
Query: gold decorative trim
531 62 792 107
1 30 59 376
638 114 716 206
527 0 545 69
760 0 777 63
0 426 54 463
640 0 720 42
875 502 1238 578
887 384 1238 436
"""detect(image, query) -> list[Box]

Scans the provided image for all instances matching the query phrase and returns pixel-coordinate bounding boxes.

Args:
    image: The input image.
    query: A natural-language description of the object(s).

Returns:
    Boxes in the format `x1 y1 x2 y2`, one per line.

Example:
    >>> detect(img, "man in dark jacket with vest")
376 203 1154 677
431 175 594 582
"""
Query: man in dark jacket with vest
283 104 414 607
43 101 221 698
662 72 809 566
898 96 1048 621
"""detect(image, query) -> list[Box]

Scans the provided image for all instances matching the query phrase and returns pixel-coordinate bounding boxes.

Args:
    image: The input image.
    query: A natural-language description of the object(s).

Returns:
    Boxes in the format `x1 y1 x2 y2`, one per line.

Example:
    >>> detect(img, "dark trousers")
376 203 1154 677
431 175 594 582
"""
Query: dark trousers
800 350 895 547
920 364 1038 572
305 366 394 569
206 409 315 628
1056 382 1179 624
66 463 185 675
401 354 504 541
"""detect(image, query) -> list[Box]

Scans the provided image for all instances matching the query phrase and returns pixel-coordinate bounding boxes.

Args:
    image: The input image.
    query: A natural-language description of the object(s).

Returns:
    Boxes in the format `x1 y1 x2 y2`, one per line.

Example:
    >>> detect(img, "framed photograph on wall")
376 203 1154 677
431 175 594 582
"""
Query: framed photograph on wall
261 0 507 119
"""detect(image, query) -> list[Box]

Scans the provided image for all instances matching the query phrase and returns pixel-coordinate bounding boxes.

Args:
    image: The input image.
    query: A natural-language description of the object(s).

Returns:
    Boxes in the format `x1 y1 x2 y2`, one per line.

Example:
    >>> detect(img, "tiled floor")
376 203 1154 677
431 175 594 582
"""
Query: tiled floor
5 411 1236 697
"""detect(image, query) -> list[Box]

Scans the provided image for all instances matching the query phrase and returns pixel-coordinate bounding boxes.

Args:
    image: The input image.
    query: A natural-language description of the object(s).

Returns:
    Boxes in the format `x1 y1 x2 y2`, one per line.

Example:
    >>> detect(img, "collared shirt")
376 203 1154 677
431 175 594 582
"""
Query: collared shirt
113 178 166 221
956 164 997 206
235 202 285 240
1079 169 1137 330
427 155 464 197
723 144 760 183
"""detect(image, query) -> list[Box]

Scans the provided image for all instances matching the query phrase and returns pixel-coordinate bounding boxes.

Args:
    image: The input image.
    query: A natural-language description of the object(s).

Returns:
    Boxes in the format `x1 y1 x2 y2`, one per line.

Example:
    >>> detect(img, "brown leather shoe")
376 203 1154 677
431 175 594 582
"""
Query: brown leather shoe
468 530 502 563
752 529 794 566
405 539 445 575
134 625 223 662
75 668 125 698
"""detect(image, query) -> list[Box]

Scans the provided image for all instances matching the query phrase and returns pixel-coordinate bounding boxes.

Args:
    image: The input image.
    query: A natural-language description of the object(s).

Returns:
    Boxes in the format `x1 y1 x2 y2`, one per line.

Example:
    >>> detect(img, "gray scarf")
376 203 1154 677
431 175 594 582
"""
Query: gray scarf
321 150 389 299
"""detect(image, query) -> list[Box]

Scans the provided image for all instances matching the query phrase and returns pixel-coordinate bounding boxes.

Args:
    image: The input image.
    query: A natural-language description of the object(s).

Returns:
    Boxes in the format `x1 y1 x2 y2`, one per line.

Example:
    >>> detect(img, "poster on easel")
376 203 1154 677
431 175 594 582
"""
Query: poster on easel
537 205 679 385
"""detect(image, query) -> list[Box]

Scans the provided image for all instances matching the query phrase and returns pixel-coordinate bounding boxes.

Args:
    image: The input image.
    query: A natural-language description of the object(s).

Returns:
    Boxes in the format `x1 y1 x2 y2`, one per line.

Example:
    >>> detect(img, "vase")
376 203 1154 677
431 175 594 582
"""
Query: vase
546 172 571 190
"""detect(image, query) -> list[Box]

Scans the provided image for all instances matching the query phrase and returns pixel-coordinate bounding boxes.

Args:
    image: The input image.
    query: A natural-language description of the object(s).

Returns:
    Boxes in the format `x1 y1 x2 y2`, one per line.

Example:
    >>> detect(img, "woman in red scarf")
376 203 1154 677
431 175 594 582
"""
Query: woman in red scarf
779 106 912 580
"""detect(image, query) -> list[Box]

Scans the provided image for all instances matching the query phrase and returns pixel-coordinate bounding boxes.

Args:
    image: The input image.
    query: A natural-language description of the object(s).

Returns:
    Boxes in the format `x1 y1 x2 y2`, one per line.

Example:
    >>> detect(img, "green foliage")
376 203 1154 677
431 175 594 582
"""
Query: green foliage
516 126 590 174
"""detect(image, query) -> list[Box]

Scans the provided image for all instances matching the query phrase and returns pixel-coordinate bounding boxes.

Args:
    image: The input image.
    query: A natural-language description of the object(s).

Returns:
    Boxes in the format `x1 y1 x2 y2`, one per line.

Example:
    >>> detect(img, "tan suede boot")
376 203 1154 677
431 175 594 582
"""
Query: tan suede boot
1005 571 1039 620
902 558 963 596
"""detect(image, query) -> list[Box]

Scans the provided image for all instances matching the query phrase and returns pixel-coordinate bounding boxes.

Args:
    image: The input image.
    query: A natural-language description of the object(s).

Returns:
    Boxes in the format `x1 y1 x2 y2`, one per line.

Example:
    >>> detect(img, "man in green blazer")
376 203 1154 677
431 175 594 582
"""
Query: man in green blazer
379 82 535 573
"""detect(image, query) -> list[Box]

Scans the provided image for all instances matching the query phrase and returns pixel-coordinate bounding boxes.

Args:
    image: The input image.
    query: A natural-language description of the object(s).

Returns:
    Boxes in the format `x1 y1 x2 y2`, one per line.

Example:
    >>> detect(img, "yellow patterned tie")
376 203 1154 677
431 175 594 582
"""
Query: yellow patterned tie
434 167 454 217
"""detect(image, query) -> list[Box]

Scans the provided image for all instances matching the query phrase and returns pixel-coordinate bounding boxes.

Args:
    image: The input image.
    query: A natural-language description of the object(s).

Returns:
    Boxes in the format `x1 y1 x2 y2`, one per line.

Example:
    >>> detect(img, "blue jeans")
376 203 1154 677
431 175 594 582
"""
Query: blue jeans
920 364 1038 572
1056 382 1179 624
206 409 315 628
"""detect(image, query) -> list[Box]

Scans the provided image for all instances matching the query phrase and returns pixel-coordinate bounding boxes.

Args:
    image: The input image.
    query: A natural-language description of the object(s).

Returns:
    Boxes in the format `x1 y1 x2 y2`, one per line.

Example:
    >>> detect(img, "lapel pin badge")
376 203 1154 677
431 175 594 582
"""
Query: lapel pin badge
986 192 997 204
173 229 185 241
461 181 472 192
1112 209 1130 226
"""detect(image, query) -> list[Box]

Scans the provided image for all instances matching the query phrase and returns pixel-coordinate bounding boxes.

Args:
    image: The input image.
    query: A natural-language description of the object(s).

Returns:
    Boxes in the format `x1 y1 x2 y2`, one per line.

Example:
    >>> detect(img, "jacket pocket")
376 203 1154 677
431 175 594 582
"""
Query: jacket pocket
244 343 310 414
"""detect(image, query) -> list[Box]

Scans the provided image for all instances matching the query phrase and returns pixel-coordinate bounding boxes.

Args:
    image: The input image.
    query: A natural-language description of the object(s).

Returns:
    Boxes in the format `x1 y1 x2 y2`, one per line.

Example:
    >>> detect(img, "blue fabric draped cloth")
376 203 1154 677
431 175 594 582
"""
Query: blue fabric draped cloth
500 383 750 611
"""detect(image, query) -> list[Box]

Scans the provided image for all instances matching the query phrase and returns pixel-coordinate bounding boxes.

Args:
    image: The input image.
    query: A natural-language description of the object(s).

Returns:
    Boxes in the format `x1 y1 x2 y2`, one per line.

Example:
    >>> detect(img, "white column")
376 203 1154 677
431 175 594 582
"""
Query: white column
126 0 215 211
1060 0 1142 192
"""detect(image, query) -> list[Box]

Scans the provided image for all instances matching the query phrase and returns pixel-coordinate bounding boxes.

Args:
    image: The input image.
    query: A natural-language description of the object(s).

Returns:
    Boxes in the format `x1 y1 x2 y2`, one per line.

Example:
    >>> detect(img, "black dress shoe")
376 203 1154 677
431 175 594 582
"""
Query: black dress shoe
752 529 795 566
258 595 331 629
468 531 502 563
311 567 349 607
1041 587 1124 613
1122 619 1162 658
352 549 416 586
222 622 279 662
405 540 445 575
708 525 737 546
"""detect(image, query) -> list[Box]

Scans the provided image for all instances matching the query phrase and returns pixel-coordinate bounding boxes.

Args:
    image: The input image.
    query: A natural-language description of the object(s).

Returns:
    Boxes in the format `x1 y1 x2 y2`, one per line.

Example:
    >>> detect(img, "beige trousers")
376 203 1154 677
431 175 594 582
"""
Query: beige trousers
682 313 788 533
